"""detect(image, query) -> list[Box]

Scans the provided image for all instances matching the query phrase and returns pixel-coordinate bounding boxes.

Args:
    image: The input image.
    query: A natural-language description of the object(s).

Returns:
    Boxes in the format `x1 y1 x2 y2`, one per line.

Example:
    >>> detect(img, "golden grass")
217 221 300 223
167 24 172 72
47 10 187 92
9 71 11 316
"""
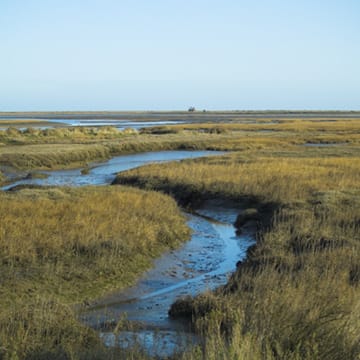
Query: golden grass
1 119 360 171
0 119 56 127
0 126 137 144
0 131 223 170
0 143 111 169
142 119 360 145
0 186 189 358
114 155 360 204
1 118 360 358
152 118 360 133
114 136 360 359
0 186 190 301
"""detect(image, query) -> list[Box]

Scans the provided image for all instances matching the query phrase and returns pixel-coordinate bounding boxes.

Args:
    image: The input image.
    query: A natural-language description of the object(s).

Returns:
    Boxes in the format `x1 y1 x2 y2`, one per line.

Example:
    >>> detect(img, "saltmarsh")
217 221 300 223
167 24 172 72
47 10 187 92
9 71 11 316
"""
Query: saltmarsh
0 186 189 359
1 119 360 173
113 120 360 360
1 118 360 359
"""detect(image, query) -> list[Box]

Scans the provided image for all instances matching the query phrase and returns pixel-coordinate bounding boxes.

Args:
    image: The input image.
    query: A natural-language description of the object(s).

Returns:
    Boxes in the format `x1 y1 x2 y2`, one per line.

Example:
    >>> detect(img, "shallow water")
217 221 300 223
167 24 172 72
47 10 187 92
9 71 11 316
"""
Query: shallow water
1 150 222 190
82 207 253 326
0 119 184 130
48 119 185 129
81 201 255 356
100 330 197 358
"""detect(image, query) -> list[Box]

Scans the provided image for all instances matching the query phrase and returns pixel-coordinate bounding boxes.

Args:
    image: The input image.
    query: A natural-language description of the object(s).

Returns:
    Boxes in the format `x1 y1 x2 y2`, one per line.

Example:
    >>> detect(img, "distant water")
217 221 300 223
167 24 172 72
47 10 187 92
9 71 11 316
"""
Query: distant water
1 150 224 190
48 119 184 128
0 119 185 130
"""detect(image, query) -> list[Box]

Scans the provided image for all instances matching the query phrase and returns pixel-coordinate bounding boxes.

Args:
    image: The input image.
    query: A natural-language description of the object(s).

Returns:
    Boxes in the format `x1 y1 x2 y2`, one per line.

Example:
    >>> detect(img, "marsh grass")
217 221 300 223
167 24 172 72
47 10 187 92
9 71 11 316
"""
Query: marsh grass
150 118 360 134
114 154 360 204
1 119 360 171
1 118 360 359
1 126 138 144
114 133 360 359
0 131 214 170
0 186 189 358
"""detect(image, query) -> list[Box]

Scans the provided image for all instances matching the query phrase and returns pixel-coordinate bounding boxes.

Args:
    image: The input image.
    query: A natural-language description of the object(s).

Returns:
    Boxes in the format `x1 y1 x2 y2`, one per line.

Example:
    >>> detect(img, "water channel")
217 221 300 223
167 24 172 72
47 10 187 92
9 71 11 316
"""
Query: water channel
2 150 255 357
0 119 185 131
1 150 220 190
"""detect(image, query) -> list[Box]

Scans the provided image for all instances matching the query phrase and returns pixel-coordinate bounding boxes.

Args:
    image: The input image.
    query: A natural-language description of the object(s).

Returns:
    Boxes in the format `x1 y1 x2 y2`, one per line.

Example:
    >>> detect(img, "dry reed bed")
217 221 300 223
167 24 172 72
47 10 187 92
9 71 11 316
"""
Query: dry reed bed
0 186 189 358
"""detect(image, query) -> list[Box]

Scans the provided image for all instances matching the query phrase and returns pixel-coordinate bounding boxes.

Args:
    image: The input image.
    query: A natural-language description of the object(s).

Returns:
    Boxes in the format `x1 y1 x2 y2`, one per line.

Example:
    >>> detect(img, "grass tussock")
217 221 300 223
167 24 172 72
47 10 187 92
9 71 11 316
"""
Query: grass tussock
0 186 189 359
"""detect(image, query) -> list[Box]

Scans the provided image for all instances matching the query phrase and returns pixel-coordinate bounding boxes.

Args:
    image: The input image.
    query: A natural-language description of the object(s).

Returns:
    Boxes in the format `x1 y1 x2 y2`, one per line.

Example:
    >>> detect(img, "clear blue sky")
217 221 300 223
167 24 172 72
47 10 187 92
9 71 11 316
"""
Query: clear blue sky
0 0 359 111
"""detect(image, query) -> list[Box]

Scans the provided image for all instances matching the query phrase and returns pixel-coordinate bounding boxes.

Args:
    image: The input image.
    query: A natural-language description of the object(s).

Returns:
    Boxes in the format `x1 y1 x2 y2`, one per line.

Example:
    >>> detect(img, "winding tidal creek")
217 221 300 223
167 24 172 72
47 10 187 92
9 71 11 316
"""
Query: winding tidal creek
3 150 255 357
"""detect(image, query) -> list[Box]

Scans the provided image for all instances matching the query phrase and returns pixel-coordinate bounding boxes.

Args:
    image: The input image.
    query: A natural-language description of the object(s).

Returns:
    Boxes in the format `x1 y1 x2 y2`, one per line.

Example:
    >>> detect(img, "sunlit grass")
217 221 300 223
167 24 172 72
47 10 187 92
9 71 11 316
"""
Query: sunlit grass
0 186 189 358
151 118 360 134
114 155 360 204
114 132 360 359
1 119 360 172
1 118 360 359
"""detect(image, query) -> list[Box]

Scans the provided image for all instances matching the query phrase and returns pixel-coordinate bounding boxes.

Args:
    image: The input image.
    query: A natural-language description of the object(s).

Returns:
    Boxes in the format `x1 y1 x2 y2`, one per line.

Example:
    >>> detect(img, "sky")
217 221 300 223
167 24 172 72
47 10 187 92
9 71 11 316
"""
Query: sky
0 0 359 111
